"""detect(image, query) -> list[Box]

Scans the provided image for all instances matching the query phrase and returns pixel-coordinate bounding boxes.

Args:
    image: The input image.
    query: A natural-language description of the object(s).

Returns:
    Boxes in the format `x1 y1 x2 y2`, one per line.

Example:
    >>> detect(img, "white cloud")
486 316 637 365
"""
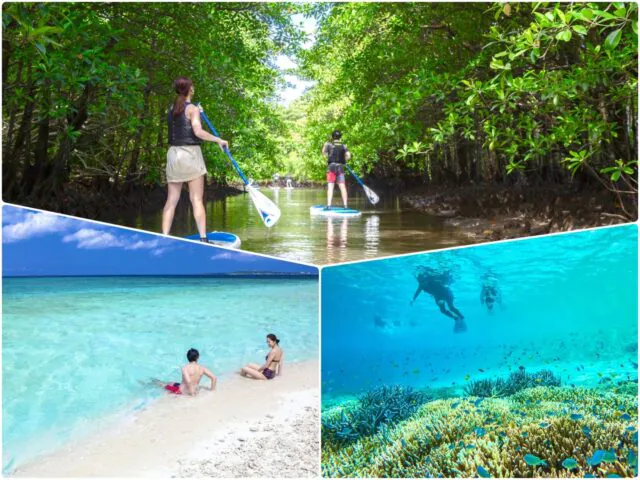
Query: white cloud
62 229 167 252
211 252 233 261
126 238 160 250
2 211 71 243
62 229 126 249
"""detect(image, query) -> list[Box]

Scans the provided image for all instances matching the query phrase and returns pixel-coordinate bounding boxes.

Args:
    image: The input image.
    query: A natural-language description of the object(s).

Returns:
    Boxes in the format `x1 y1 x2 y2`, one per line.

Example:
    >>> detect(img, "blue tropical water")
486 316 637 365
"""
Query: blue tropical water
322 225 638 402
2 276 318 472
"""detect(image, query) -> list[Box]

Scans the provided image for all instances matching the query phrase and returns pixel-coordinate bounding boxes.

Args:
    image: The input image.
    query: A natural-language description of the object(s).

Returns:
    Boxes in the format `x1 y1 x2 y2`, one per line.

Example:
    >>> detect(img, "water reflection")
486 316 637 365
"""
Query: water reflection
364 215 380 258
127 188 462 265
326 217 350 264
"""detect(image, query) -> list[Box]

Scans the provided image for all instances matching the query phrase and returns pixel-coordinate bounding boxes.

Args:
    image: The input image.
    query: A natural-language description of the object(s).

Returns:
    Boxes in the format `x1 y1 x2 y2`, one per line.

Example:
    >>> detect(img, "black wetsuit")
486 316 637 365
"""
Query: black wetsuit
413 273 466 332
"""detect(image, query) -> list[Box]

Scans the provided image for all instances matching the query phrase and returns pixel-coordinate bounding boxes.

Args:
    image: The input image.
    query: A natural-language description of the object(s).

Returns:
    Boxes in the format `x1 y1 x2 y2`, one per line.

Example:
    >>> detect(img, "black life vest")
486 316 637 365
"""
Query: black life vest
328 141 346 165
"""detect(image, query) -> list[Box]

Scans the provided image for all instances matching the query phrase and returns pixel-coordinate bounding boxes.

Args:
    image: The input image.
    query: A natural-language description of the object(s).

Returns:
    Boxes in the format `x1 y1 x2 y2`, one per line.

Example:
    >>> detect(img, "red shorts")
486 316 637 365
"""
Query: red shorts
164 382 182 395
327 164 345 184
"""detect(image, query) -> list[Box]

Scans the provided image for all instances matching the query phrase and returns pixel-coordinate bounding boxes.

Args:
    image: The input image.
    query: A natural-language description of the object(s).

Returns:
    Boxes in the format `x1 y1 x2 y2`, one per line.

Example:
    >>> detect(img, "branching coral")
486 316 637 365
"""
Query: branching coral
464 369 561 398
322 385 429 447
322 385 638 478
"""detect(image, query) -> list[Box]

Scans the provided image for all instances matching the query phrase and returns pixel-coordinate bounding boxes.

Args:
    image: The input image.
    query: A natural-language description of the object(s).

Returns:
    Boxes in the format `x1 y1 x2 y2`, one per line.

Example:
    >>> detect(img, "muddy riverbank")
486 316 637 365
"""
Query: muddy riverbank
401 184 635 244
9 180 243 223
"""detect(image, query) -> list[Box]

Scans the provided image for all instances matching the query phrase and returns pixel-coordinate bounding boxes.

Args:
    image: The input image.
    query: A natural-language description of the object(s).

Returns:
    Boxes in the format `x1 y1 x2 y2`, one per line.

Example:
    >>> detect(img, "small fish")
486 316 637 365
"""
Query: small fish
524 454 547 466
478 368 485 373
582 426 592 438
620 413 631 421
473 399 484 407
605 475 622 478
561 458 578 470
588 450 606 466
602 449 616 463
570 413 584 420
452 402 460 409
477 466 492 478
374 315 386 328
412 369 421 375
628 450 638 467
539 422 550 428
625 425 636 432
401 439 406 448
474 427 486 437
584 475 596 478
466 444 475 449
465 374 471 381
435 433 442 440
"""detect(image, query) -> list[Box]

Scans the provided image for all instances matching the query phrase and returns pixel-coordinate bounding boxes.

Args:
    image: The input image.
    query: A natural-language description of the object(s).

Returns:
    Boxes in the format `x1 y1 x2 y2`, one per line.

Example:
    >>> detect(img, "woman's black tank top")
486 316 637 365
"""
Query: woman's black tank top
167 102 203 146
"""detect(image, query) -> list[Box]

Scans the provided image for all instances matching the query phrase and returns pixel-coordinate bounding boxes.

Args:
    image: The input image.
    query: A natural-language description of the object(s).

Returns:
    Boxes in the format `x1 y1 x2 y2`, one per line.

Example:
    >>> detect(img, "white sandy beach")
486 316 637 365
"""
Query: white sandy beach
12 360 319 478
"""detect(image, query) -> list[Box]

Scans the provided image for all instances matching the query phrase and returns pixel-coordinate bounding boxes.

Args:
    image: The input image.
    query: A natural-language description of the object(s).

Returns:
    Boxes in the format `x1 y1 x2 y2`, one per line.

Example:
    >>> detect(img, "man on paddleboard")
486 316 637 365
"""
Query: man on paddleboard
410 266 467 333
322 130 351 209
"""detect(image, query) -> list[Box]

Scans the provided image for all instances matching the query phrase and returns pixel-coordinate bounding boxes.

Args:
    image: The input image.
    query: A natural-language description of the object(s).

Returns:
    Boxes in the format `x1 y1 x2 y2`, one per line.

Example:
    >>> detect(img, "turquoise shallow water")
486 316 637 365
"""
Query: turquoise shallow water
322 225 638 401
2 276 318 471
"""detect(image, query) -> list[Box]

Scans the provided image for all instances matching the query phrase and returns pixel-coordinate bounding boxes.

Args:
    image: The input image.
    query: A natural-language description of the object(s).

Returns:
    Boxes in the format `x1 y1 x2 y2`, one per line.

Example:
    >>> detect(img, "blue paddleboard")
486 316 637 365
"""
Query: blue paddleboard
309 205 362 217
185 232 242 249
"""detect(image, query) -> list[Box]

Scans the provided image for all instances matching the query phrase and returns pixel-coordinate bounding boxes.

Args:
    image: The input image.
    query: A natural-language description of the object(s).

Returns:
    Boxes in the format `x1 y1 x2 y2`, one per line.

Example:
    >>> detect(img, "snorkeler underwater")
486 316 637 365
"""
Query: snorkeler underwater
321 224 638 478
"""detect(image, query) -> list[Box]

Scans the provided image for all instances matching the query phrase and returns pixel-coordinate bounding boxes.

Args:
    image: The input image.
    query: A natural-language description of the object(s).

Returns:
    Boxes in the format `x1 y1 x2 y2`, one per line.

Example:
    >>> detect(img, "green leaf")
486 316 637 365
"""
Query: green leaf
611 171 621 181
581 8 594 21
604 29 622 50
592 9 618 20
572 25 588 35
35 42 46 55
534 11 548 24
556 29 572 42
632 21 637 35
614 7 627 17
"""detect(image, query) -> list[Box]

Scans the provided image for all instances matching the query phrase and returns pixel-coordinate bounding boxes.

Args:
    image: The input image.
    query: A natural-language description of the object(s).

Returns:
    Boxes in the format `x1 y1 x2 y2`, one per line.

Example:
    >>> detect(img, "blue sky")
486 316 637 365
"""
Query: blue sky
2 205 317 276
275 14 318 106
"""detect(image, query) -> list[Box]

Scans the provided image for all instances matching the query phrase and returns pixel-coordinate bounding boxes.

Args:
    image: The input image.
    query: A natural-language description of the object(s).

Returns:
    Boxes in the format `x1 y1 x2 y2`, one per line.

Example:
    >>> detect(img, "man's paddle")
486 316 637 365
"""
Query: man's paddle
198 106 281 228
345 164 379 205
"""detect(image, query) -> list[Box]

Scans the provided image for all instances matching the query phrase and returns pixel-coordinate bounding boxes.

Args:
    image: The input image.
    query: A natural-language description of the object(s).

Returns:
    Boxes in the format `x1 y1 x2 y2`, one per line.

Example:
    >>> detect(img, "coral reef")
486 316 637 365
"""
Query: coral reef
322 384 638 478
322 385 429 446
464 369 561 398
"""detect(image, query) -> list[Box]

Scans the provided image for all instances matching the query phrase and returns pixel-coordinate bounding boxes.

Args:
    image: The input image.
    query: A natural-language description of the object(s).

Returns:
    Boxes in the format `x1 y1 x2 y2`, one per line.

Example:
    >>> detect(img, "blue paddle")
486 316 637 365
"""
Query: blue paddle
197 105 281 228
345 164 379 205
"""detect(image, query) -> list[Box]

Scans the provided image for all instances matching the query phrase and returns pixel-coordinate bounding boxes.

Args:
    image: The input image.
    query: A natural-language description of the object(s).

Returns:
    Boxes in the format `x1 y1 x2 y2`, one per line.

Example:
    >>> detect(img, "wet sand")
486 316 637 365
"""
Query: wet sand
13 360 319 477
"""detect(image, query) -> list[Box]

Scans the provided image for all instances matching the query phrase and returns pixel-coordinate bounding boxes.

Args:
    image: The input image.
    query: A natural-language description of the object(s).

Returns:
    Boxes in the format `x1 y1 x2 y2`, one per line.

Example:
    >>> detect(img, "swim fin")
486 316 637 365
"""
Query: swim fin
454 319 467 334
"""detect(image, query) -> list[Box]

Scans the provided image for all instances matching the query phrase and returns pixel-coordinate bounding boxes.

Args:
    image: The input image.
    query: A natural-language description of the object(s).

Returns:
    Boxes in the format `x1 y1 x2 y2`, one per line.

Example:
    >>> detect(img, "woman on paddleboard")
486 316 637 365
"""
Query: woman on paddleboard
240 334 284 380
162 77 228 241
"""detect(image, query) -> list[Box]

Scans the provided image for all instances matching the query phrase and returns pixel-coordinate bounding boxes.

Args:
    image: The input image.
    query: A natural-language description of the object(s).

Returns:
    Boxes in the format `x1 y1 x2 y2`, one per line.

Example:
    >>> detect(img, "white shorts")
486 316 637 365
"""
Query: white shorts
166 145 206 183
